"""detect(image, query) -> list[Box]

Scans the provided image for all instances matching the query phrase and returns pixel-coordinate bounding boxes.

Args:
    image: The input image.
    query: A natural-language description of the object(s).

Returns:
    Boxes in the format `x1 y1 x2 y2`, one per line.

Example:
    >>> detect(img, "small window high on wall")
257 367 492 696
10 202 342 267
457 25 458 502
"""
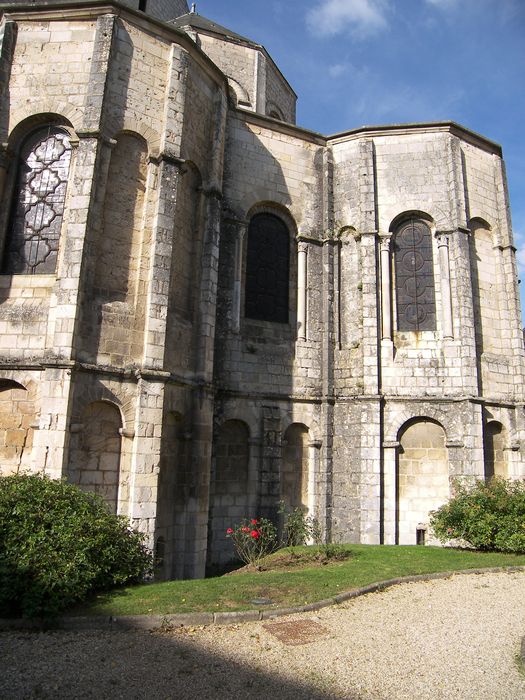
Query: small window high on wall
245 213 290 323
394 218 436 331
3 126 72 274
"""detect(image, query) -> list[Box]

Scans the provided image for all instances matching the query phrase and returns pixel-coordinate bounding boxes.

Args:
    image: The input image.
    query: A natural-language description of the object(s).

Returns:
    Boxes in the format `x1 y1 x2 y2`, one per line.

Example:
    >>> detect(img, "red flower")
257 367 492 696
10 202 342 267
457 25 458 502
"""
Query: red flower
250 530 260 539
241 527 250 533
226 528 234 534
250 519 258 525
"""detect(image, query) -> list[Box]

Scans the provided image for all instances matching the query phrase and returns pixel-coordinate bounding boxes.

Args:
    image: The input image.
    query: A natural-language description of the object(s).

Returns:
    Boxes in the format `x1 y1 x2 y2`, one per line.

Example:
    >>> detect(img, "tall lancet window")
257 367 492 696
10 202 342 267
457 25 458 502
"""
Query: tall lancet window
3 127 72 274
394 218 436 331
245 213 290 323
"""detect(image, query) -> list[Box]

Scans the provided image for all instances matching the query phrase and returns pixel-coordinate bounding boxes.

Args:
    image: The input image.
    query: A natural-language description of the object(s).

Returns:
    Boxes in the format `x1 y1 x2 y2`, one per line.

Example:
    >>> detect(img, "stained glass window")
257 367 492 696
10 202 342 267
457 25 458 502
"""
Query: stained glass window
245 213 290 323
3 127 71 274
394 218 436 331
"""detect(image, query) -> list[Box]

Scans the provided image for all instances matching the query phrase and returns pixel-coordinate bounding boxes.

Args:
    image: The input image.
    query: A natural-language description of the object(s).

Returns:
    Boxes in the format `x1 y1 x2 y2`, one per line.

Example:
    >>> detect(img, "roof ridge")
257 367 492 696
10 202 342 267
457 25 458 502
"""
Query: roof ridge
169 11 260 48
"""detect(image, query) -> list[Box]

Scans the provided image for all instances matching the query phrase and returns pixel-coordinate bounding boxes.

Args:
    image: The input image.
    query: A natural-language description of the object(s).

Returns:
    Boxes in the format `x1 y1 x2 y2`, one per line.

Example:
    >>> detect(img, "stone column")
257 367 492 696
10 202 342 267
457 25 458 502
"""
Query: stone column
232 222 246 333
297 239 308 340
361 232 380 395
0 20 17 142
0 143 12 253
0 143 9 200
436 232 454 339
307 439 322 521
254 50 266 113
379 234 392 340
382 440 398 544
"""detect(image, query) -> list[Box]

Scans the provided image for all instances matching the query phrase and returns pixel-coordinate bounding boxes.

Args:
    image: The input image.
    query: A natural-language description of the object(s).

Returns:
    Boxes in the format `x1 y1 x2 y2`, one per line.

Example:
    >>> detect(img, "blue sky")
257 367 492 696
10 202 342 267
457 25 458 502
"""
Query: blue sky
197 0 525 318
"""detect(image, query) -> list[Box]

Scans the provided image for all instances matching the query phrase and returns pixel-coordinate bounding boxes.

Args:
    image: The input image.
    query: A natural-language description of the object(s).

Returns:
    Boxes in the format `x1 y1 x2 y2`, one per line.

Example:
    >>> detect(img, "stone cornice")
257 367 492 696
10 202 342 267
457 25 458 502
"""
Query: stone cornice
328 121 503 157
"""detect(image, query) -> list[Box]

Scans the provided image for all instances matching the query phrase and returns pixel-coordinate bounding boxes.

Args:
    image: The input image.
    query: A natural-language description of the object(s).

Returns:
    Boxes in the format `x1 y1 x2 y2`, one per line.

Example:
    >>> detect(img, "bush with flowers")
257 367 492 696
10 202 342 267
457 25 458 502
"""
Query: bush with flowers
225 517 278 567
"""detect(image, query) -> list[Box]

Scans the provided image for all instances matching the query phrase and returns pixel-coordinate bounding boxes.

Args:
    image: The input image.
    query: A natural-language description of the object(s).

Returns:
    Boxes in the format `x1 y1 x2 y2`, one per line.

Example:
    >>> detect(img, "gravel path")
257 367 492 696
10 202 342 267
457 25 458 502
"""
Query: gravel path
1 571 525 699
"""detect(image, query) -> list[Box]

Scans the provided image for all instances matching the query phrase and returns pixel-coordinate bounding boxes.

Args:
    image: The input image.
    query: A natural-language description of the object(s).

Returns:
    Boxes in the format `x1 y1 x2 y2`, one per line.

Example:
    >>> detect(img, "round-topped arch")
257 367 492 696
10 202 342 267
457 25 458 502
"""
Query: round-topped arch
396 416 450 545
389 212 437 333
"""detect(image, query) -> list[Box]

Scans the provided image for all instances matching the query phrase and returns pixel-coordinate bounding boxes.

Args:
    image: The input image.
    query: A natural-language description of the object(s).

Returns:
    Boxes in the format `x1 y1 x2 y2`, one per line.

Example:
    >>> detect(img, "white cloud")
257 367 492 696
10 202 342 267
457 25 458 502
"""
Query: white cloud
306 0 390 38
424 0 459 7
328 63 350 78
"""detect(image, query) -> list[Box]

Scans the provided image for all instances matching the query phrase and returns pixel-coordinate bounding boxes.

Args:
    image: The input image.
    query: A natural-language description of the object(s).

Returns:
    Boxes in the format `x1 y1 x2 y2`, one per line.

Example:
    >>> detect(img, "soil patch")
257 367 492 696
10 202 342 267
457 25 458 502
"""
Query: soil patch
224 548 352 575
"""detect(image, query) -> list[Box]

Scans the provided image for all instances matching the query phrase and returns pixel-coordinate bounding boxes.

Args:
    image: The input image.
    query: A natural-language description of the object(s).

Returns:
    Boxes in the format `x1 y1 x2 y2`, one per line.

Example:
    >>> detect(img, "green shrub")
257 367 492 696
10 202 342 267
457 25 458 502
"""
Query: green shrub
430 478 525 553
0 473 152 619
279 503 316 547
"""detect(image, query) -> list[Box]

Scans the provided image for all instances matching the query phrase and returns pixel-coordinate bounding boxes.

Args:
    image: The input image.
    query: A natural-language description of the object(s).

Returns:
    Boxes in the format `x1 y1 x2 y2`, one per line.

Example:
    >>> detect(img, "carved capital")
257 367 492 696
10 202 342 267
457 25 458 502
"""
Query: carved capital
435 231 451 248
379 234 392 253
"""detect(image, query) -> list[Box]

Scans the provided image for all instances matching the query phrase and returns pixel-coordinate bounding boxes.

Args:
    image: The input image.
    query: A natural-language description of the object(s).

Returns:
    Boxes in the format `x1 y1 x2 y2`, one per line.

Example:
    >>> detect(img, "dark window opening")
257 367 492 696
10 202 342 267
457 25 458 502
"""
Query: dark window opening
394 218 436 331
138 0 147 11
245 213 290 323
416 528 426 545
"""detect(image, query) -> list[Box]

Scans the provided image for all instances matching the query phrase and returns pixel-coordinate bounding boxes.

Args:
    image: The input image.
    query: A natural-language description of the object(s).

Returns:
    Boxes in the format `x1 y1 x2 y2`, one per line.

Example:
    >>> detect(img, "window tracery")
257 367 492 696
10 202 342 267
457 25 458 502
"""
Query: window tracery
393 218 436 331
3 127 72 274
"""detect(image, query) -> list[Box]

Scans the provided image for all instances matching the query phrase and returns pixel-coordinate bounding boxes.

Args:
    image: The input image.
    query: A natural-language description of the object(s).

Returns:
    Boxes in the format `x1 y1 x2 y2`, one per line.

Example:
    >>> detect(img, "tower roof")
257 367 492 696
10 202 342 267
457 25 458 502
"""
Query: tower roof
170 11 260 48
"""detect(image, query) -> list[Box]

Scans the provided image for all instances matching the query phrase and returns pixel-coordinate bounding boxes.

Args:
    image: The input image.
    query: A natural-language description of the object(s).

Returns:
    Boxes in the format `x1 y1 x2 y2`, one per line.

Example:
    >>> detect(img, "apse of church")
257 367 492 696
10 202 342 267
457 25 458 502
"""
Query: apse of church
0 0 523 578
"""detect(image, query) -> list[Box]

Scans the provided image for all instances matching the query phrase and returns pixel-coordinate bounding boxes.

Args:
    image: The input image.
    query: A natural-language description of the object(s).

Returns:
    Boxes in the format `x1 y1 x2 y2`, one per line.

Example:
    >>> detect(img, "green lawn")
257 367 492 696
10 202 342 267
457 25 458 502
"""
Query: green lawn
76 545 525 617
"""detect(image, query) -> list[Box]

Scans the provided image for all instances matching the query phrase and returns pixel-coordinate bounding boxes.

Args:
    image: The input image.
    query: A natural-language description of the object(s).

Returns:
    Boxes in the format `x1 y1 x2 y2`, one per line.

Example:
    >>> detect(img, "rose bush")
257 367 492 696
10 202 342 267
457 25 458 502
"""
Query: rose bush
225 517 278 566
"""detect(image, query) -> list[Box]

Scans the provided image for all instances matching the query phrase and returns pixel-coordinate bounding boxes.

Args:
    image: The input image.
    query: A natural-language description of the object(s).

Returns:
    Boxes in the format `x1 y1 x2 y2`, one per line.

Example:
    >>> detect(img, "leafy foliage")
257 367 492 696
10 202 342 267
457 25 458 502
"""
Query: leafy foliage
430 478 525 553
0 473 152 619
279 503 318 547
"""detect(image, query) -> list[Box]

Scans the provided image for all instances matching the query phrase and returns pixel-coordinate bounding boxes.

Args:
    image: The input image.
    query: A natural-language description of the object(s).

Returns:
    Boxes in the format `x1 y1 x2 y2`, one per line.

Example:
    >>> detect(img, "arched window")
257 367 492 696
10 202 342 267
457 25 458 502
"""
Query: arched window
245 213 290 323
3 126 72 274
394 218 436 331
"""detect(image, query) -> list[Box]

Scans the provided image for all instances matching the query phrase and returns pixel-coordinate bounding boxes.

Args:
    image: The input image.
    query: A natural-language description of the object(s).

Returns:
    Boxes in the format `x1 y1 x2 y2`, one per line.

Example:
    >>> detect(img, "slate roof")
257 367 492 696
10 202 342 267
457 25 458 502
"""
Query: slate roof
169 12 260 48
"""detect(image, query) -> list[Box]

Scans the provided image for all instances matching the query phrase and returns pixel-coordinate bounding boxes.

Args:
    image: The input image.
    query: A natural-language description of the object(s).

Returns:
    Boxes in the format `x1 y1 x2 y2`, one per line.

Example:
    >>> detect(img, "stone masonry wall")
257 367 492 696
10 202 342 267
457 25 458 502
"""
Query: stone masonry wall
265 59 296 123
194 32 296 123
198 34 257 110
216 114 326 400
0 3 524 574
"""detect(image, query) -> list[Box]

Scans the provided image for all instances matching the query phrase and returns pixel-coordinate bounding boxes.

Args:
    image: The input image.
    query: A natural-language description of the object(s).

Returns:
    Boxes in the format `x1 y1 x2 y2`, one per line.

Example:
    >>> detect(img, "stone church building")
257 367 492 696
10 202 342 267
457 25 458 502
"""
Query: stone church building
0 0 524 578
